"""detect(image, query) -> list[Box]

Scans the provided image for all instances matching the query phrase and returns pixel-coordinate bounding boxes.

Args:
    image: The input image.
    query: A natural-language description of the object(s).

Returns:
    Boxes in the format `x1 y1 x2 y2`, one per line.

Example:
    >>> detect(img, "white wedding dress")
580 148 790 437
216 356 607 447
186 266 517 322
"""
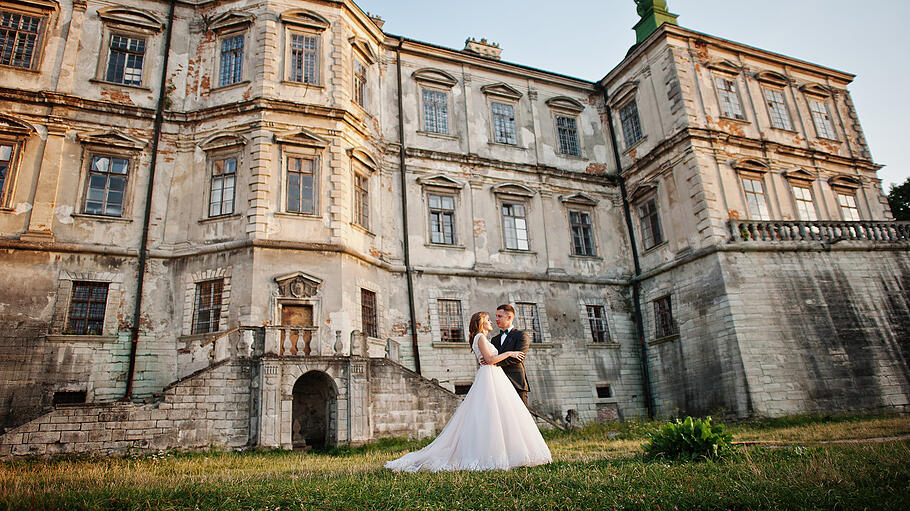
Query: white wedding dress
385 333 552 471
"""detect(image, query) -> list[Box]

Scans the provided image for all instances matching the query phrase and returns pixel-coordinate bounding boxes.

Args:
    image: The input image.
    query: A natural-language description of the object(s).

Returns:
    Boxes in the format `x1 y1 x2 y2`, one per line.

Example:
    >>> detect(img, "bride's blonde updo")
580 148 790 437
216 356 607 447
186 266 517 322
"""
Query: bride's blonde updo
468 312 489 347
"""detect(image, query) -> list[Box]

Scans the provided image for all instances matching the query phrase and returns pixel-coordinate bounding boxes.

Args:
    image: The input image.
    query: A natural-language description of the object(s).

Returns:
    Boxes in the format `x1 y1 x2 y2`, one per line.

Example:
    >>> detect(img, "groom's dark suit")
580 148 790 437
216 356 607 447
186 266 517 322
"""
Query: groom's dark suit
492 328 531 406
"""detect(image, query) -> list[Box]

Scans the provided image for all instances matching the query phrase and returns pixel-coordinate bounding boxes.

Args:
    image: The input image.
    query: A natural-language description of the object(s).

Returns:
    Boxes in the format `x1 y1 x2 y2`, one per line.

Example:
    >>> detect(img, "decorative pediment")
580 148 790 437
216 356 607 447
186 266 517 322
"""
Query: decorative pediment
731 157 770 174
97 6 164 32
77 129 147 150
350 37 376 64
546 96 585 113
629 183 657 203
209 10 254 33
559 193 598 206
782 169 816 183
492 183 535 198
275 272 322 299
0 115 37 137
412 68 457 88
829 175 862 190
754 70 790 87
608 80 638 107
481 82 523 100
274 128 329 148
349 148 378 172
198 132 248 151
416 174 464 190
279 9 330 31
799 83 832 98
707 59 742 75
13 0 58 13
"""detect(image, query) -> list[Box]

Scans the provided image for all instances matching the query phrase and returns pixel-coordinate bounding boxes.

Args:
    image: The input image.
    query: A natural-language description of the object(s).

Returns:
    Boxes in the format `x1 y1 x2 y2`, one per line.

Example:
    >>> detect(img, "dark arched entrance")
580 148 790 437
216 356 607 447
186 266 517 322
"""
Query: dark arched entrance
292 371 336 450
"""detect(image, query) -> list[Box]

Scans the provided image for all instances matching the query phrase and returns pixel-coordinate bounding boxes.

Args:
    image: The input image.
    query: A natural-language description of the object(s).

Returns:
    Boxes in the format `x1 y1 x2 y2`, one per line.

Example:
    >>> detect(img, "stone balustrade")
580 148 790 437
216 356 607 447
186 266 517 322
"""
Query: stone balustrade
729 220 910 243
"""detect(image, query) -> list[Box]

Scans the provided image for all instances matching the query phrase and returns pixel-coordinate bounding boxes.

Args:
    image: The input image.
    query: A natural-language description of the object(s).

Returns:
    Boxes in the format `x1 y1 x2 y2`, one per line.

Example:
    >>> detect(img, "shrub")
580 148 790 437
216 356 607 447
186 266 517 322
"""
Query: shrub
642 416 734 461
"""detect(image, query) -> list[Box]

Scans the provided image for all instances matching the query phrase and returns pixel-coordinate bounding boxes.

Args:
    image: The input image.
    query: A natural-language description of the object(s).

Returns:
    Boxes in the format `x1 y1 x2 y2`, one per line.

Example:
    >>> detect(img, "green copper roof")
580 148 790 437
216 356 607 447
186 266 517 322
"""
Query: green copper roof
633 0 679 45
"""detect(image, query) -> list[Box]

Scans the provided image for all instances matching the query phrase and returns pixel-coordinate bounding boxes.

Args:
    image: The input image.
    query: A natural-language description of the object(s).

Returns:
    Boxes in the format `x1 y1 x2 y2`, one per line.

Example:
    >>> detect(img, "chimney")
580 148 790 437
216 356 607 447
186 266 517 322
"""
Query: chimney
366 12 385 29
464 37 502 60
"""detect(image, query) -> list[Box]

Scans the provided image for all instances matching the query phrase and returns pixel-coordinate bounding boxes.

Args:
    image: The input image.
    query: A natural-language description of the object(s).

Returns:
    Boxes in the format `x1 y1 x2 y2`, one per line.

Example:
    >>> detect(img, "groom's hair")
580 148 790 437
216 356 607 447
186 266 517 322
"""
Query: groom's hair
496 304 515 316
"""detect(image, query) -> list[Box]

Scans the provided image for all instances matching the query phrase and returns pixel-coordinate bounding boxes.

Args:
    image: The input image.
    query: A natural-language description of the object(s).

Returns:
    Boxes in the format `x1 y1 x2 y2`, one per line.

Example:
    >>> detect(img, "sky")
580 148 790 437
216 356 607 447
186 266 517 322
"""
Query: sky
355 0 909 192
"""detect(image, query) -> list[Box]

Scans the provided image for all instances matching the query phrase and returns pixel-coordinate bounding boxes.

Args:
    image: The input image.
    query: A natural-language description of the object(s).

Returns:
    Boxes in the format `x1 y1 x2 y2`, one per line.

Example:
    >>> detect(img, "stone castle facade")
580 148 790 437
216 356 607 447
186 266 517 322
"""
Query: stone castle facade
0 0 907 457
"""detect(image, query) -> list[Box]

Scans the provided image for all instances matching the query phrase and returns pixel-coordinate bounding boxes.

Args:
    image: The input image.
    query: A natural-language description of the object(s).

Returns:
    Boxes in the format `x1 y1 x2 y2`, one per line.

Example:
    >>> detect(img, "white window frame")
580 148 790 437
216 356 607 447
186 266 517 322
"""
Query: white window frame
421 87 450 135
619 100 644 148
740 175 771 221
762 87 794 131
714 75 746 121
791 184 818 221
207 153 238 218
836 191 861 221
808 99 837 140
427 191 457 245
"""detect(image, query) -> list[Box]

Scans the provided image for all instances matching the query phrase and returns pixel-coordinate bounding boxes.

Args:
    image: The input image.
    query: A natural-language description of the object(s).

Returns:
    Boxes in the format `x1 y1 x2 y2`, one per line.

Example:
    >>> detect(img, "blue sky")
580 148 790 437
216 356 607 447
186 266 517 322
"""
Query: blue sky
355 0 909 191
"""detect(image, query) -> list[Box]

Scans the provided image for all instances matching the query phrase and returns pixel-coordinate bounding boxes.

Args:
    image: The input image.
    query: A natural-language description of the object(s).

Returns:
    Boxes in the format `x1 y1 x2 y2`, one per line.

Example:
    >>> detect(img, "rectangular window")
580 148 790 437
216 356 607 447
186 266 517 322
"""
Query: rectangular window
219 34 244 87
437 299 463 343
289 33 318 84
515 302 542 343
193 279 223 335
354 172 369 228
716 77 745 120
353 58 366 107
491 102 517 145
569 210 595 256
0 10 43 69
838 192 860 221
653 295 677 339
66 281 109 335
361 288 377 338
287 156 316 214
422 88 448 134
638 198 663 250
620 101 643 147
763 89 793 130
556 115 580 156
586 305 609 343
502 203 529 251
0 142 15 206
428 193 455 245
84 155 129 217
105 34 145 86
809 100 836 140
792 186 817 221
209 156 236 217
742 178 771 221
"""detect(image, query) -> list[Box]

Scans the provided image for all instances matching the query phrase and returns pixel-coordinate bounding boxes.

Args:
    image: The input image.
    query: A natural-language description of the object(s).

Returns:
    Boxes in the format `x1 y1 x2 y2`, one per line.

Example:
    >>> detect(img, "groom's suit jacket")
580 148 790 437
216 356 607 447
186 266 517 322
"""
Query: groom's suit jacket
492 328 531 393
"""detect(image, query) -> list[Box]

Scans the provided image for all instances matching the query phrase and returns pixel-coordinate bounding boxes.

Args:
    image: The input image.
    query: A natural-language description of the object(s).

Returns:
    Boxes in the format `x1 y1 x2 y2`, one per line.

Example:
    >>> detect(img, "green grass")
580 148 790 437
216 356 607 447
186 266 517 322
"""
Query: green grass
2 415 909 510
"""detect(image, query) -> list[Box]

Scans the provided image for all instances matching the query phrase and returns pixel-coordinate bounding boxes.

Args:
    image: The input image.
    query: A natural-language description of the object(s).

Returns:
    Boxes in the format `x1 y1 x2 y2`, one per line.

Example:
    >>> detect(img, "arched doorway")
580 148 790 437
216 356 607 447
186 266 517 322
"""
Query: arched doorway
292 371 336 450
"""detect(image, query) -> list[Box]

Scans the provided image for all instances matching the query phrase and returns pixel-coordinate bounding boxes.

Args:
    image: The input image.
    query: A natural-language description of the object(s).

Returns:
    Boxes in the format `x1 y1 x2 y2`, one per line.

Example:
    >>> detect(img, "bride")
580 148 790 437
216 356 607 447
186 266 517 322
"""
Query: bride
385 311 552 471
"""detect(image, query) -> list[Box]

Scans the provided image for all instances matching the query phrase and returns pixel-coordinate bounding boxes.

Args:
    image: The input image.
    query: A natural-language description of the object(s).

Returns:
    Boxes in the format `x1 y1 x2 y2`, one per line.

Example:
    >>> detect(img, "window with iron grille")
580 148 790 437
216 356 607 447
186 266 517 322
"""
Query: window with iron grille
0 10 43 69
428 193 455 244
502 202 529 250
0 142 16 207
361 289 377 338
653 295 677 339
354 172 369 228
792 186 817 221
289 33 318 84
586 305 609 343
84 155 129 217
620 101 643 147
742 178 770 220
219 34 244 87
809 100 836 140
555 115 580 156
569 210 595 256
837 192 860 221
437 299 463 343
715 77 745 120
66 282 109 335
105 34 145 86
492 102 517 144
287 156 316 214
193 279 223 335
422 88 448 134
515 302 542 343
638 198 663 250
353 58 366 107
209 156 236 217
763 88 793 130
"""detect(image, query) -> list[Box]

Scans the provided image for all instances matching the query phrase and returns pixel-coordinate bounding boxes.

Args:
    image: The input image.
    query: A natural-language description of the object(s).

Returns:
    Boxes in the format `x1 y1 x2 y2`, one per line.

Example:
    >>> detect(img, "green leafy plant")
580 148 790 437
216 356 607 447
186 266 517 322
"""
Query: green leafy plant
641 416 735 461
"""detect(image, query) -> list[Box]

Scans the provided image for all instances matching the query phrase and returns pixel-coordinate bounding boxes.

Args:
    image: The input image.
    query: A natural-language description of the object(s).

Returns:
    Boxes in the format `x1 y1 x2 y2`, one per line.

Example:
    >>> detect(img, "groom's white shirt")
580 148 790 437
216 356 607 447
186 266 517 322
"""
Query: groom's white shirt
499 326 513 346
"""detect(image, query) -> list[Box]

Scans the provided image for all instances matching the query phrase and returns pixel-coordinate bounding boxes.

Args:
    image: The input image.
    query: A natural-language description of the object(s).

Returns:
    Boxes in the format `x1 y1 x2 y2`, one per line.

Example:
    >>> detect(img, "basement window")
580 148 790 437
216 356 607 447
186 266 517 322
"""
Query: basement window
53 391 87 405
454 384 471 396
596 385 612 399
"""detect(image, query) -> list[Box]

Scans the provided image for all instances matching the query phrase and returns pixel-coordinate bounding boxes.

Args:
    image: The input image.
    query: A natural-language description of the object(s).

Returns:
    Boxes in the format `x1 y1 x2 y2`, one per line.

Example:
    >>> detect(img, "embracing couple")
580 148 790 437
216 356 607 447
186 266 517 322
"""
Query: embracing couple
385 305 552 472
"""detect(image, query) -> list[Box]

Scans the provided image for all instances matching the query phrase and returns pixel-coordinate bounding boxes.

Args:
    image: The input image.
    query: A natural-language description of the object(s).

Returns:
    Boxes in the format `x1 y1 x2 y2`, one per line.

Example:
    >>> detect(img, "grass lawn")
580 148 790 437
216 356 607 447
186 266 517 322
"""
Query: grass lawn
1 414 908 510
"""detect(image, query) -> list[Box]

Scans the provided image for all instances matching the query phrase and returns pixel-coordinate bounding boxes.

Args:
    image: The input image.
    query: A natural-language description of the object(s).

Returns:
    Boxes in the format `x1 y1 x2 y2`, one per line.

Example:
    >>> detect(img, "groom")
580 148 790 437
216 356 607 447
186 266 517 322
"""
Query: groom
491 304 531 406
